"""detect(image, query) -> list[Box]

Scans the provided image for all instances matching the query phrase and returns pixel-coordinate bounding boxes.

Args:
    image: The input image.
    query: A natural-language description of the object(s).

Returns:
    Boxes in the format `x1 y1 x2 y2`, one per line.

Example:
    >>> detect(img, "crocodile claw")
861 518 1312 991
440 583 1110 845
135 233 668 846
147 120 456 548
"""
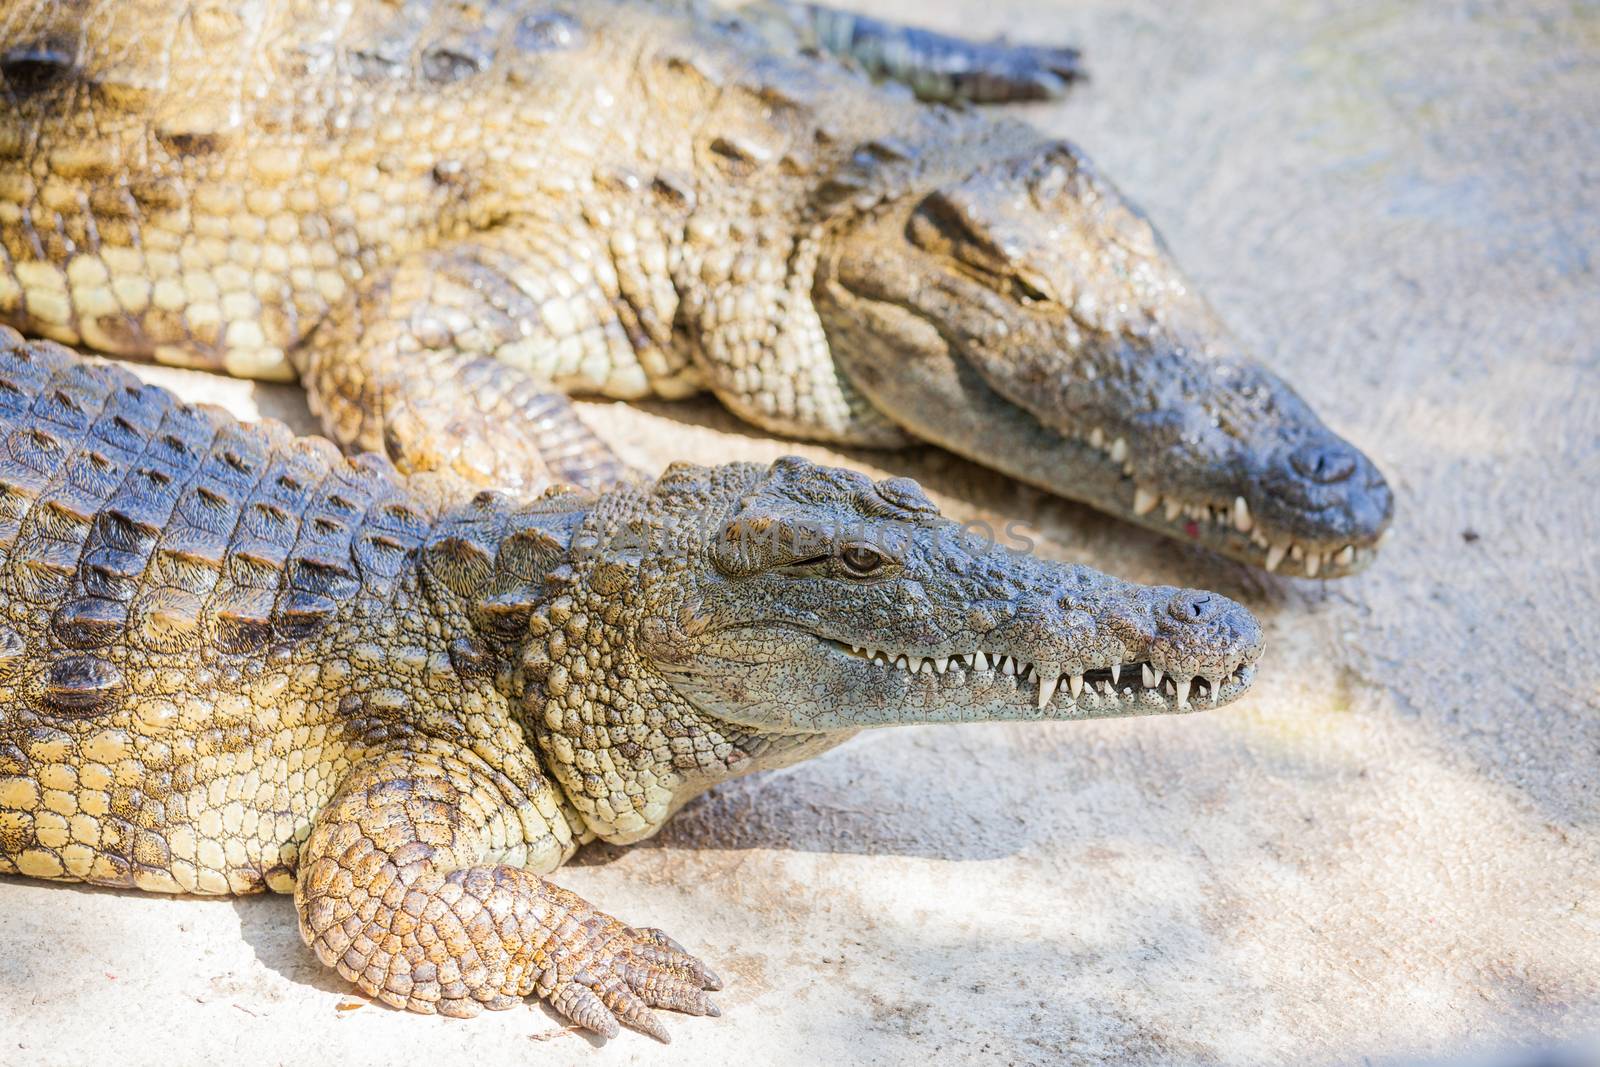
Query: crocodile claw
545 919 722 1043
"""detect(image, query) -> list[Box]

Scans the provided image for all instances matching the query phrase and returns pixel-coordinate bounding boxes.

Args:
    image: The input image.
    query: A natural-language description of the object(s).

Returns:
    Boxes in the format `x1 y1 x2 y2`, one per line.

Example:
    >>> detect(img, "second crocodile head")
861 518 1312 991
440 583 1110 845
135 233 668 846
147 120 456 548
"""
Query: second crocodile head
813 136 1394 578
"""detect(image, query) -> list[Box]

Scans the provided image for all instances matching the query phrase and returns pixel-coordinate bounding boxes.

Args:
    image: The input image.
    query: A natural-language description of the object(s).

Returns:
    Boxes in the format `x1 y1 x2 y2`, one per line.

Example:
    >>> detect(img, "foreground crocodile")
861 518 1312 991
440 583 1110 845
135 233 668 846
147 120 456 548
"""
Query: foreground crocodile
0 333 1263 1038
0 0 1391 577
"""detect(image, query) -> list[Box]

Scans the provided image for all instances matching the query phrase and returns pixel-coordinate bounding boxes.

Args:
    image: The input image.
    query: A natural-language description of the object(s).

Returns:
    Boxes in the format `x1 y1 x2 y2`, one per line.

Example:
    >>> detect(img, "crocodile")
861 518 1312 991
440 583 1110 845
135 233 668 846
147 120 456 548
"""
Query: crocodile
0 332 1263 1038
0 0 1392 577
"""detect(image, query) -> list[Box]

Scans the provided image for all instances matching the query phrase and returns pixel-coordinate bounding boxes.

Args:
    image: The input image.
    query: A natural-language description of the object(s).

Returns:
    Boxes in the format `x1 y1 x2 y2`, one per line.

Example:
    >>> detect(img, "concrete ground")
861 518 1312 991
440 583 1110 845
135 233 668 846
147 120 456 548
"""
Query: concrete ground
2 0 1598 1064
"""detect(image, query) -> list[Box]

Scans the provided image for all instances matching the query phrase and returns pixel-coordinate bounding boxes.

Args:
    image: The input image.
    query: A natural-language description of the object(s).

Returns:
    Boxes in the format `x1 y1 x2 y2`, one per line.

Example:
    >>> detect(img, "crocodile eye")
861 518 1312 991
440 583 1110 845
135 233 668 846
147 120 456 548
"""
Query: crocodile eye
1013 268 1056 304
839 542 886 575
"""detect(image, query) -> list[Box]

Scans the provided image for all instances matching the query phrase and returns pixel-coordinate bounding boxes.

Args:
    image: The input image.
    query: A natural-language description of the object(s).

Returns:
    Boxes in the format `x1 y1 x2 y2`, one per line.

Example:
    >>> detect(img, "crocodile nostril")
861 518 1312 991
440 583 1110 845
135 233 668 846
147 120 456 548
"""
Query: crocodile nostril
1289 442 1358 485
1167 590 1219 623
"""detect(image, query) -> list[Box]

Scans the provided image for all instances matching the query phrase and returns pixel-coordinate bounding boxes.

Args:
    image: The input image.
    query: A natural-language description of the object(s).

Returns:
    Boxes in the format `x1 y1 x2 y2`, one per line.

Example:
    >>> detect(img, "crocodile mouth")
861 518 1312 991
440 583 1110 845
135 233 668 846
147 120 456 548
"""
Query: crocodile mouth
816 272 1387 579
1059 427 1387 578
821 638 1256 715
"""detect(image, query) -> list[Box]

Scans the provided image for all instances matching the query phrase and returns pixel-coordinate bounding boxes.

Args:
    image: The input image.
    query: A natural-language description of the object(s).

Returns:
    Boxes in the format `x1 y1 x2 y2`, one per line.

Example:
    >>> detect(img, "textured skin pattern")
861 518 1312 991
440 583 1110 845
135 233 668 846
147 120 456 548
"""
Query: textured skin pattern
294 237 638 495
0 330 434 894
0 0 1390 575
296 744 721 1027
0 330 716 1032
0 337 1262 1037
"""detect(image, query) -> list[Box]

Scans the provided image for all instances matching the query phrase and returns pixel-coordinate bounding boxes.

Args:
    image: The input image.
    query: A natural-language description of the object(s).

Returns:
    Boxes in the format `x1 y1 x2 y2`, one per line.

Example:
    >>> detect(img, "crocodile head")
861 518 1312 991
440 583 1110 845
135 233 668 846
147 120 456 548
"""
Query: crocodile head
813 138 1394 578
519 456 1262 844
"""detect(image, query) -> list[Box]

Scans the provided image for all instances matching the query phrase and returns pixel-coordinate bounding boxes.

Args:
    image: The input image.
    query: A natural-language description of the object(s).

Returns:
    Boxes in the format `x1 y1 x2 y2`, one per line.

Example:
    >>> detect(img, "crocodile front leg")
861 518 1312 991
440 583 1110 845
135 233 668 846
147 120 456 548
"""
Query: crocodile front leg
293 241 641 497
295 744 721 1037
738 0 1084 102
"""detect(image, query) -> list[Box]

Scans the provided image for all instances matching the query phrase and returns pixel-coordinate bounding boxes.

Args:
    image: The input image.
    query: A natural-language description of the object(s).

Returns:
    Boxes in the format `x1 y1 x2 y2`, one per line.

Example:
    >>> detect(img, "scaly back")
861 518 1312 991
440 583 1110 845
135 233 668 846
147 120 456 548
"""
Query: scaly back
0 326 434 725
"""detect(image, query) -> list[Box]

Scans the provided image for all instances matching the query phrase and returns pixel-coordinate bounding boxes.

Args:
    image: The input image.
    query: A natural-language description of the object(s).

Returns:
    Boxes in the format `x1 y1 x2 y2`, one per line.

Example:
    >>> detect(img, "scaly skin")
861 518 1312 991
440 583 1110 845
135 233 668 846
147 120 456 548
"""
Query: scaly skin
0 332 1261 1037
0 0 1388 574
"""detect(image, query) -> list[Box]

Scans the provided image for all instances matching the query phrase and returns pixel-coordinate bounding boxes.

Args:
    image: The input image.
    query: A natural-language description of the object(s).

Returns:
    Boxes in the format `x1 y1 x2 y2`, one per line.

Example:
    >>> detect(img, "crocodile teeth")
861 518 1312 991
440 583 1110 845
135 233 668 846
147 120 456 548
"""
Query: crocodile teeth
1110 437 1128 463
1264 542 1288 572
1089 427 1104 448
842 645 1243 713
1164 497 1183 521
1037 673 1059 710
1305 551 1320 578
1233 496 1252 532
1334 545 1355 567
1133 487 1160 516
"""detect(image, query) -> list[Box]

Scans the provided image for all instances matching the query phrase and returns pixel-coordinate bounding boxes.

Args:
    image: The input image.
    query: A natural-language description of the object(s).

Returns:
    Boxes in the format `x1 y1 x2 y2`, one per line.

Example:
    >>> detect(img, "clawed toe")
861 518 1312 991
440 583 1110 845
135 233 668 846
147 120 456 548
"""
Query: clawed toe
629 932 724 990
547 924 722 1043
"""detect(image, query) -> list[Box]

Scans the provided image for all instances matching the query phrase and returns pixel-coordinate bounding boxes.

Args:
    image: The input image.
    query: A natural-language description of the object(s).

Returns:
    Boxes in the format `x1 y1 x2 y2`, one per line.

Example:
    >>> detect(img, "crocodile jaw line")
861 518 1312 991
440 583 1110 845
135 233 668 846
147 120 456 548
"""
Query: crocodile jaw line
1072 430 1386 579
822 637 1256 717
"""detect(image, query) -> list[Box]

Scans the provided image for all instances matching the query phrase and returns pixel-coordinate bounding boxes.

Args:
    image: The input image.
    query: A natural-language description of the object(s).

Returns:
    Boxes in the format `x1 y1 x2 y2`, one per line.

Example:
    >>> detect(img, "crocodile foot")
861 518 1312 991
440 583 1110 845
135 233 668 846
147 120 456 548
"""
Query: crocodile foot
534 902 725 1042
294 748 722 1040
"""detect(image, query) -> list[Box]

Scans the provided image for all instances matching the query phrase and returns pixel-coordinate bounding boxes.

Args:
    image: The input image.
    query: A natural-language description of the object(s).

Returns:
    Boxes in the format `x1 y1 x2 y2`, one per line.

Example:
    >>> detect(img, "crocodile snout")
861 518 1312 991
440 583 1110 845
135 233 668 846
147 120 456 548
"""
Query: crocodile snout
1150 586 1264 681
1245 427 1394 575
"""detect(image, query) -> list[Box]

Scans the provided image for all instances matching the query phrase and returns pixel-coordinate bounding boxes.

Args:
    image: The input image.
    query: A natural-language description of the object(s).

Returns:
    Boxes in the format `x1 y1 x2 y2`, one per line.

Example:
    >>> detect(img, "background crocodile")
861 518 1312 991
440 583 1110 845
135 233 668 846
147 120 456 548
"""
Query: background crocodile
0 0 1391 578
0 331 1263 1038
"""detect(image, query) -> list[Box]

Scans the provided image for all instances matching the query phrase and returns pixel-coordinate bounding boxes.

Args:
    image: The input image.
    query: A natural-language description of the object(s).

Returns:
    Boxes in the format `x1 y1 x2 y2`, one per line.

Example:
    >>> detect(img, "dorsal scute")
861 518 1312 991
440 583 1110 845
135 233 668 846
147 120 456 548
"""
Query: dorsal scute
0 333 429 727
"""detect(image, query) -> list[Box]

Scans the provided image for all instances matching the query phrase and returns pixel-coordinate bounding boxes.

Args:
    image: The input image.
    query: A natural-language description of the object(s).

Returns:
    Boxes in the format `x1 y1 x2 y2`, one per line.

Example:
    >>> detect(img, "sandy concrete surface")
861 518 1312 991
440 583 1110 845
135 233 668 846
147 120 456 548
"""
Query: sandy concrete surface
3 1 1598 1064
